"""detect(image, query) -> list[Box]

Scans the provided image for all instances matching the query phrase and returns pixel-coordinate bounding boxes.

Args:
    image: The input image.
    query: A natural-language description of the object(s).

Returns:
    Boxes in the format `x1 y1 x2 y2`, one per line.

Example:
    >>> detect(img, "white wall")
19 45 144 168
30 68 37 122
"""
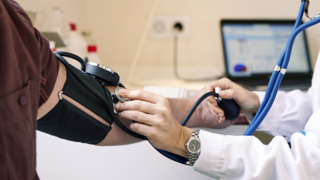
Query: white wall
83 0 320 80
19 0 320 80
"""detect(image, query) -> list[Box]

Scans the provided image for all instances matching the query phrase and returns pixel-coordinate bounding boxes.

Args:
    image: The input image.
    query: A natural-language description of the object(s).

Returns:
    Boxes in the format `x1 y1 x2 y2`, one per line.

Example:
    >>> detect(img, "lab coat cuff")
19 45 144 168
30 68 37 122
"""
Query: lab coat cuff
245 112 254 124
193 130 225 179
253 91 265 107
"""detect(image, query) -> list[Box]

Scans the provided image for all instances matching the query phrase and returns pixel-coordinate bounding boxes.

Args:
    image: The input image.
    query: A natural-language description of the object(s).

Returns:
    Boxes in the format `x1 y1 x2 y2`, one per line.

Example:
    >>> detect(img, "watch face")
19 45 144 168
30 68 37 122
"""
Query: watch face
189 140 201 152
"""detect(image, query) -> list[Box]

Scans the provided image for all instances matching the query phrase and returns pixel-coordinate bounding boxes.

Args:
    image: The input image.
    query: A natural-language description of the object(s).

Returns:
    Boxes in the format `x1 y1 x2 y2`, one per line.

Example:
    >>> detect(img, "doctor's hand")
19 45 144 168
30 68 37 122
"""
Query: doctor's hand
188 84 248 128
115 89 193 158
203 78 260 123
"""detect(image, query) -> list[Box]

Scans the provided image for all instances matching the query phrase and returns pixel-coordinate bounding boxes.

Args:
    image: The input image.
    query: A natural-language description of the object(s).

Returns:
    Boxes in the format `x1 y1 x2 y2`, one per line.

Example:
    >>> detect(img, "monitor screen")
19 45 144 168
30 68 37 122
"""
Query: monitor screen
221 20 311 79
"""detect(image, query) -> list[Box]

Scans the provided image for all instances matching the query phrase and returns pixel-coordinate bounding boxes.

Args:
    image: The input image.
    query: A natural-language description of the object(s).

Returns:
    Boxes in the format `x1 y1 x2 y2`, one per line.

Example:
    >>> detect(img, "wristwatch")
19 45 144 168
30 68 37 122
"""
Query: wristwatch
185 129 201 166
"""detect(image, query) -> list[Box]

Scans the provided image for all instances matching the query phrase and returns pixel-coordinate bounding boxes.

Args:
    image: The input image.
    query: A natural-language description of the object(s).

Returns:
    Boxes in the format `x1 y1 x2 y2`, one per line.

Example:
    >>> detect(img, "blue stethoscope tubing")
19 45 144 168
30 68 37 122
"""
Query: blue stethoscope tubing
244 0 320 135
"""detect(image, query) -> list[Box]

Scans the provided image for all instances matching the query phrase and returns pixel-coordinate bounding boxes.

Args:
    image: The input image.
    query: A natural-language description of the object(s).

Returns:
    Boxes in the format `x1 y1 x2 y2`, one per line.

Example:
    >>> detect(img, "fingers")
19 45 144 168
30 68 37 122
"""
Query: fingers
204 83 219 103
203 78 233 103
130 122 152 137
115 100 158 115
207 102 225 123
119 89 162 104
118 110 159 126
218 89 236 99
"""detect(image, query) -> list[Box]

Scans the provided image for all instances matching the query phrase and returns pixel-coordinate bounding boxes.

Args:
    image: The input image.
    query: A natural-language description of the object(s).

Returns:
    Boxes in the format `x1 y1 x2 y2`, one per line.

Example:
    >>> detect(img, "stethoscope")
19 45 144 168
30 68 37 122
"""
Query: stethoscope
244 0 320 136
54 0 320 165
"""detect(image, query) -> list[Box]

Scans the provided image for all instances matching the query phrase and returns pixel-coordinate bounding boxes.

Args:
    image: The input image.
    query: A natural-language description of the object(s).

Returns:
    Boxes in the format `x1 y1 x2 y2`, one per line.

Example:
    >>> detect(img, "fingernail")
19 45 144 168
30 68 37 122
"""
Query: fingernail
115 104 120 109
218 120 222 124
218 113 222 117
119 89 126 95
219 117 223 121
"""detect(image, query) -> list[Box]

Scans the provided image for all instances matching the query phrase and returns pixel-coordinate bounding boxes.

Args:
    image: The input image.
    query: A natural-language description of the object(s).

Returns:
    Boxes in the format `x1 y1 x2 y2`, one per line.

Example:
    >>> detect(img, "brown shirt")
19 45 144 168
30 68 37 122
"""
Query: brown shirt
0 0 59 179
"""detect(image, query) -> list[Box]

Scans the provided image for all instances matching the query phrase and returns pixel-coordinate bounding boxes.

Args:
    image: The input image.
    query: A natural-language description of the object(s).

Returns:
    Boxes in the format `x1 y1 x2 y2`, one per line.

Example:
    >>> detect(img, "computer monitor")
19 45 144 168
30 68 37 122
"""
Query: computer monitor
221 19 312 89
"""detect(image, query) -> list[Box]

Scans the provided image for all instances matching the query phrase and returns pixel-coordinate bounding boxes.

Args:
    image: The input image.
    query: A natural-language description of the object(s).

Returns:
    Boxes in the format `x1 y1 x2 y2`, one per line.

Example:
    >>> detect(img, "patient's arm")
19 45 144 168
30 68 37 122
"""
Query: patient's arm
37 62 142 146
37 62 245 146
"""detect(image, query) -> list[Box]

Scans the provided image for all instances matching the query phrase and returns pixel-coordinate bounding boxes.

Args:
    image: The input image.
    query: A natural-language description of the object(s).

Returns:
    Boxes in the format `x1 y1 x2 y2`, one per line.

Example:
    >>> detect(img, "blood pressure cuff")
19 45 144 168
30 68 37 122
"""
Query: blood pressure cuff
37 60 113 144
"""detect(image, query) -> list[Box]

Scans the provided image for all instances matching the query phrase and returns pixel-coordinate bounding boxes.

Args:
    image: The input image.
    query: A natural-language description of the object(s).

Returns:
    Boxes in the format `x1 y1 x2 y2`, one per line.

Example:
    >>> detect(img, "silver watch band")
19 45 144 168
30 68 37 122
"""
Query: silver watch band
186 129 200 166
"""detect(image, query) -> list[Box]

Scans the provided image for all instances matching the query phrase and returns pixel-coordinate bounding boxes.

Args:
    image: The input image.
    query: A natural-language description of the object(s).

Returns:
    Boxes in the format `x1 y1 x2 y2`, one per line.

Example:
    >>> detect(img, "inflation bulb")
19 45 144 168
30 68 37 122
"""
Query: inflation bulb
215 87 240 120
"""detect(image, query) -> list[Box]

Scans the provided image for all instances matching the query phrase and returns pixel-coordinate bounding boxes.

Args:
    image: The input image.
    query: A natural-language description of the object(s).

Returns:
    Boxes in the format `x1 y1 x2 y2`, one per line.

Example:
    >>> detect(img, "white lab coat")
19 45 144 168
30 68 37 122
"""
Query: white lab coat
193 52 320 180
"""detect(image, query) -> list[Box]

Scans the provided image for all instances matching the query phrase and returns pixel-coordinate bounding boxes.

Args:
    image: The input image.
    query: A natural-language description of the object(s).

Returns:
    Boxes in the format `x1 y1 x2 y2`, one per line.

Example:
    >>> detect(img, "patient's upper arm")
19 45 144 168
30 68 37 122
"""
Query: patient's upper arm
37 62 141 146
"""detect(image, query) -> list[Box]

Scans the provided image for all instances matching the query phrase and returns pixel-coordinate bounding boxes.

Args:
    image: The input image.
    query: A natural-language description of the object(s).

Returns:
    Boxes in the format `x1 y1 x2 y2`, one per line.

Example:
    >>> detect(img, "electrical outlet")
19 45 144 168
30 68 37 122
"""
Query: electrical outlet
149 15 190 38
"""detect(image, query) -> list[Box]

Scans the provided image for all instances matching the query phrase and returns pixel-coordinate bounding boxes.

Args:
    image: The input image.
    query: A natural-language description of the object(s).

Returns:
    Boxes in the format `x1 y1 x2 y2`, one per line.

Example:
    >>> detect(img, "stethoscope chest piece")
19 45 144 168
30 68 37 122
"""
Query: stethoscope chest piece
112 87 130 114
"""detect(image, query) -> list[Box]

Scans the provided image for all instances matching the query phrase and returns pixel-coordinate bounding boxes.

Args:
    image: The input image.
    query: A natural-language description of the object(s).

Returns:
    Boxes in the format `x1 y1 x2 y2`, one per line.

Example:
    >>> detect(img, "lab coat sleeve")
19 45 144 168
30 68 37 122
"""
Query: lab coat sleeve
252 89 313 141
193 110 320 180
